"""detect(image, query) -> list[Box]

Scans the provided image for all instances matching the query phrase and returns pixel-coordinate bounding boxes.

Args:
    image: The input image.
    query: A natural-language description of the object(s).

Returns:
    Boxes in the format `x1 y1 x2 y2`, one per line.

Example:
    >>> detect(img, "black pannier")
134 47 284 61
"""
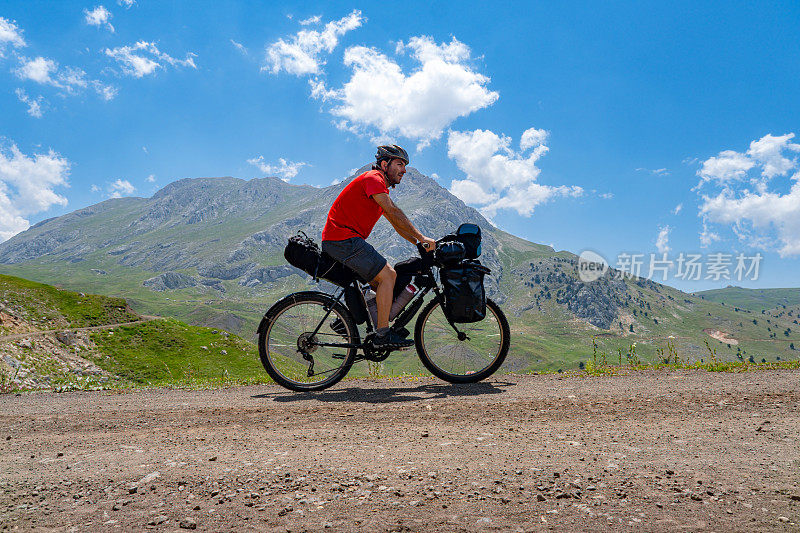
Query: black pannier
440 260 490 323
443 223 482 259
284 232 360 287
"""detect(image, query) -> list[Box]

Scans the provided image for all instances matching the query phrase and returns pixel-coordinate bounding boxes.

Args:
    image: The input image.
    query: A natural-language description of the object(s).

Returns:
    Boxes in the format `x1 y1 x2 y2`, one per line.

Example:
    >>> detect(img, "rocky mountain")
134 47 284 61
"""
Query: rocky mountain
1 168 798 370
0 167 531 302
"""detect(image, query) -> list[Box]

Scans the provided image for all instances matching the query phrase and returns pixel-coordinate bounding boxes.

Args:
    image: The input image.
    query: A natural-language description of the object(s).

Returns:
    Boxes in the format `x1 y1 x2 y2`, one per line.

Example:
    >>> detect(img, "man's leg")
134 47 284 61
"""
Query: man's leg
370 263 396 330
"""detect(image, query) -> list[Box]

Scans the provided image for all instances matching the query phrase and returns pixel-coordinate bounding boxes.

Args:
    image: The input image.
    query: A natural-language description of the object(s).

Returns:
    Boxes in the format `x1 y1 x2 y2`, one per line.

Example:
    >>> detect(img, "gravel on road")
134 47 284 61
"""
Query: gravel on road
1 369 798 531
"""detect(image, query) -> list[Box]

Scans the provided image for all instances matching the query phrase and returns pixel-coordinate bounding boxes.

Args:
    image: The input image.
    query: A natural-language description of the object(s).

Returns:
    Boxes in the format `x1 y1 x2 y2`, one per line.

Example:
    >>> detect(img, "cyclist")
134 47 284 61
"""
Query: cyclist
322 145 437 350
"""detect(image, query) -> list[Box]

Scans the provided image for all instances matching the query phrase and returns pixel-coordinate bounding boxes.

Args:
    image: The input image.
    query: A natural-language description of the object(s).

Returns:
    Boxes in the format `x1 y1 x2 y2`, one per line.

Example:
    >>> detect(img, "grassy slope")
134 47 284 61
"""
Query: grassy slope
89 319 264 386
0 274 269 390
0 274 139 334
694 287 800 312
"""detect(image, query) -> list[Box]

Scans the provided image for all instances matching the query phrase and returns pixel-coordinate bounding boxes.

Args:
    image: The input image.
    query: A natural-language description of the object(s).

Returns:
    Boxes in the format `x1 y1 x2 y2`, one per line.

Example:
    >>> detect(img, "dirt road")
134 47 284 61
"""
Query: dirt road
1 369 799 532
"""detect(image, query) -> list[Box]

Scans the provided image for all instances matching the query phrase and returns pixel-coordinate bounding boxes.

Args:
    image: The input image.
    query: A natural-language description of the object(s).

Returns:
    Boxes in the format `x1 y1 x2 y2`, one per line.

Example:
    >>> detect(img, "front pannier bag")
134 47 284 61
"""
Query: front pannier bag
284 231 359 287
440 260 490 323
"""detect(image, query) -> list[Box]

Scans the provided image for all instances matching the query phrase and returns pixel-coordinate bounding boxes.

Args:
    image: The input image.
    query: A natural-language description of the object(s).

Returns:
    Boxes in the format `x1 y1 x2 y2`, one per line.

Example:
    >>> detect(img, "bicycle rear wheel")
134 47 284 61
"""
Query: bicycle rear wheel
414 297 510 383
258 291 358 392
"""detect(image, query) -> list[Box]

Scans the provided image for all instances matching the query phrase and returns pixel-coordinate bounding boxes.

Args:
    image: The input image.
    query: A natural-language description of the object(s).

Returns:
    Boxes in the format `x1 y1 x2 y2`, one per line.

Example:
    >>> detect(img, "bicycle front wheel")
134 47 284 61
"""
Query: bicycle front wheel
414 297 510 383
258 291 358 392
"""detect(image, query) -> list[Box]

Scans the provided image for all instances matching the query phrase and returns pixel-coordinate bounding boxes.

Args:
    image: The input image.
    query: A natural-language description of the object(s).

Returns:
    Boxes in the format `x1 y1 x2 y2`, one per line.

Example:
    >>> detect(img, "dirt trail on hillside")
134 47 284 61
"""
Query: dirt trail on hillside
1 370 799 532
0 317 160 342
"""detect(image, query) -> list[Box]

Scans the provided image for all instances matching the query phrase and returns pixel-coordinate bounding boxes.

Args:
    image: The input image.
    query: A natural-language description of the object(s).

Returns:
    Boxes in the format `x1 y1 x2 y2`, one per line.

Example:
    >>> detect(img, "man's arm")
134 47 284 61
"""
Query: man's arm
372 193 426 245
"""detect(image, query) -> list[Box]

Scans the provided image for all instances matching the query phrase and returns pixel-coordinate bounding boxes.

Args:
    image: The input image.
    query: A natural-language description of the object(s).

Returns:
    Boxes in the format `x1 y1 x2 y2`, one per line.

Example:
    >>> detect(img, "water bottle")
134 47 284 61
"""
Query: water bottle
363 288 379 326
389 283 417 321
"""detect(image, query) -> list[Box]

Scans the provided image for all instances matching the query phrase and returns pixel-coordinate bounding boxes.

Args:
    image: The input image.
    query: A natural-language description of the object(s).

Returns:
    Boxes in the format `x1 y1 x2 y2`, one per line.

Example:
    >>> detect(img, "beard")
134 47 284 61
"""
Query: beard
386 168 403 187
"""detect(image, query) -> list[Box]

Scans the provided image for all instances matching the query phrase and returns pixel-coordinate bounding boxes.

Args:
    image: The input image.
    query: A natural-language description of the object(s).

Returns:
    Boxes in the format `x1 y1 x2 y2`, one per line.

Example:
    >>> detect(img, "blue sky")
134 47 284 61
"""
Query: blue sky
1 1 799 291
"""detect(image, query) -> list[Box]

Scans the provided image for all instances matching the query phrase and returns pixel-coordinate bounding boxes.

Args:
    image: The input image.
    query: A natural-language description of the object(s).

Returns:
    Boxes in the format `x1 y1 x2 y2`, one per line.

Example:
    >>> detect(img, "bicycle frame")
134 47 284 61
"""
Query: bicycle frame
304 256 466 353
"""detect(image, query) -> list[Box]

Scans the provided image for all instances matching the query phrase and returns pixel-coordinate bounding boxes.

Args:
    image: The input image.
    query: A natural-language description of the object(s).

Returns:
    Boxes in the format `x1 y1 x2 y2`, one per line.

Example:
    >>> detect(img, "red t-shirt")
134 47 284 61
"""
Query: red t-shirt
322 169 389 241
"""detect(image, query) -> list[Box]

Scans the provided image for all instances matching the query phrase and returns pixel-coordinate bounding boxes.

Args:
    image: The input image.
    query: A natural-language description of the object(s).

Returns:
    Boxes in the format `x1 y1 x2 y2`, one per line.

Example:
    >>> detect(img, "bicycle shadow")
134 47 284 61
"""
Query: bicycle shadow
253 380 515 404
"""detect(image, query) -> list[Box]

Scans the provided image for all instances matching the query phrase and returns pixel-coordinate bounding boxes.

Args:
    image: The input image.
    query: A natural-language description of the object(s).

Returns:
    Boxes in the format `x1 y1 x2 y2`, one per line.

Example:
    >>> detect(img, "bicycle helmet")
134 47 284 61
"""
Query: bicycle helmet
375 144 409 165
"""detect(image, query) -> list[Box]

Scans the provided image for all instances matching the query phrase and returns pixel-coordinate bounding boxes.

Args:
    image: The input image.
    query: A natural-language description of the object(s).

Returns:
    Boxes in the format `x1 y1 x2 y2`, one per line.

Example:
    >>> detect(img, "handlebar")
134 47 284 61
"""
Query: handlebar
416 241 434 255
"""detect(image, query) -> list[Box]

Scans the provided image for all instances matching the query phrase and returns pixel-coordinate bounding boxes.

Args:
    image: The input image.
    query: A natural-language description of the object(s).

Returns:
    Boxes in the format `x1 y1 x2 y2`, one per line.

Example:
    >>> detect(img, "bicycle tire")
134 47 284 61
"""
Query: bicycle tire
414 297 510 383
257 291 358 392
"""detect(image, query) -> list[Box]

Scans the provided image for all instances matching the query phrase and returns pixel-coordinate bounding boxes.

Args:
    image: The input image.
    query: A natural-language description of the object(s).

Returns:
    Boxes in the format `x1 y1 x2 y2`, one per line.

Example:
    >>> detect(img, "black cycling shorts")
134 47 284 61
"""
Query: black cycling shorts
322 237 387 283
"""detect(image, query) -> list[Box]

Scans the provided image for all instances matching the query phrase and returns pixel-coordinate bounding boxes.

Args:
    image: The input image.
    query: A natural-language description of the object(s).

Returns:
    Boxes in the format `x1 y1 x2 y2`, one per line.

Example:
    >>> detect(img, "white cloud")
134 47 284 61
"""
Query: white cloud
672 203 683 215
265 10 363 76
0 144 70 241
108 179 135 198
447 127 582 218
699 221 721 248
230 39 247 54
520 128 548 152
299 15 322 26
697 150 755 186
330 178 341 186
600 192 614 199
16 56 57 84
14 56 117 100
247 156 307 180
93 81 117 100
636 167 670 176
15 88 44 118
105 41 197 78
146 174 155 183
117 0 136 8
90 184 101 193
312 36 499 149
655 225 671 254
697 133 800 256
0 17 26 57
430 172 439 181
84 6 114 33
747 133 800 181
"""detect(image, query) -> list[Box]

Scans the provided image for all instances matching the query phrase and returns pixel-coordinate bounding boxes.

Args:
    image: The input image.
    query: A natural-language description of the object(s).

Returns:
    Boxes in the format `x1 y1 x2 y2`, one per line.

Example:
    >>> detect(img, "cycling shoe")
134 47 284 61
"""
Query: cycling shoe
373 330 414 350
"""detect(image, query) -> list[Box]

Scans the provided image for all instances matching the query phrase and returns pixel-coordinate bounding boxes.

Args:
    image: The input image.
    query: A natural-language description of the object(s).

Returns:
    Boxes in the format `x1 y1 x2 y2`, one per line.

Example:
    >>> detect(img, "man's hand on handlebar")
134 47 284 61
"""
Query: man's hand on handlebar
419 236 437 252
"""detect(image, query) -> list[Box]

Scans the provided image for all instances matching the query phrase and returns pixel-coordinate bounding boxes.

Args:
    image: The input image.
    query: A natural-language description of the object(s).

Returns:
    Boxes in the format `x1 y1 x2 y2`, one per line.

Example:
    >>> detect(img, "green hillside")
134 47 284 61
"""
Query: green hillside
0 274 267 392
0 273 139 335
695 286 800 312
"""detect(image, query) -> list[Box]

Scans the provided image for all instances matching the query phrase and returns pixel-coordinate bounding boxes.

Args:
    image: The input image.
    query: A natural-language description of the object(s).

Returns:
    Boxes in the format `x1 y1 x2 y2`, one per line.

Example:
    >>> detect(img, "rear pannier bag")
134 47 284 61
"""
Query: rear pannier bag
284 232 359 287
440 260 490 323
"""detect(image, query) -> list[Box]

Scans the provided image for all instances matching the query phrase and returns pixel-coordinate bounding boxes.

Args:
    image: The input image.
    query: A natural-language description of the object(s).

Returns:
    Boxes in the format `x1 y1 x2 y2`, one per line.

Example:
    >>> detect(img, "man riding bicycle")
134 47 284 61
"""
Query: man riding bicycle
321 145 437 350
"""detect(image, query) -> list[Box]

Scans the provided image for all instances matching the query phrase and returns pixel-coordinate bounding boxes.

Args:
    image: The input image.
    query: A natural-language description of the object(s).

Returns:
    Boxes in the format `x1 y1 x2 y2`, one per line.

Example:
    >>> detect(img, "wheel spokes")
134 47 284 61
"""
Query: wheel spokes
266 301 352 386
420 302 504 377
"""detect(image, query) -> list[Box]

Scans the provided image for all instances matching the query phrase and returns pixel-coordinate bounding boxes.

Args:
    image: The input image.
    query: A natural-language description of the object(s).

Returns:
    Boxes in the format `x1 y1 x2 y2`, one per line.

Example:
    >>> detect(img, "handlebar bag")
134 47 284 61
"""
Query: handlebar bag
443 223 482 259
440 260 490 323
435 240 466 265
